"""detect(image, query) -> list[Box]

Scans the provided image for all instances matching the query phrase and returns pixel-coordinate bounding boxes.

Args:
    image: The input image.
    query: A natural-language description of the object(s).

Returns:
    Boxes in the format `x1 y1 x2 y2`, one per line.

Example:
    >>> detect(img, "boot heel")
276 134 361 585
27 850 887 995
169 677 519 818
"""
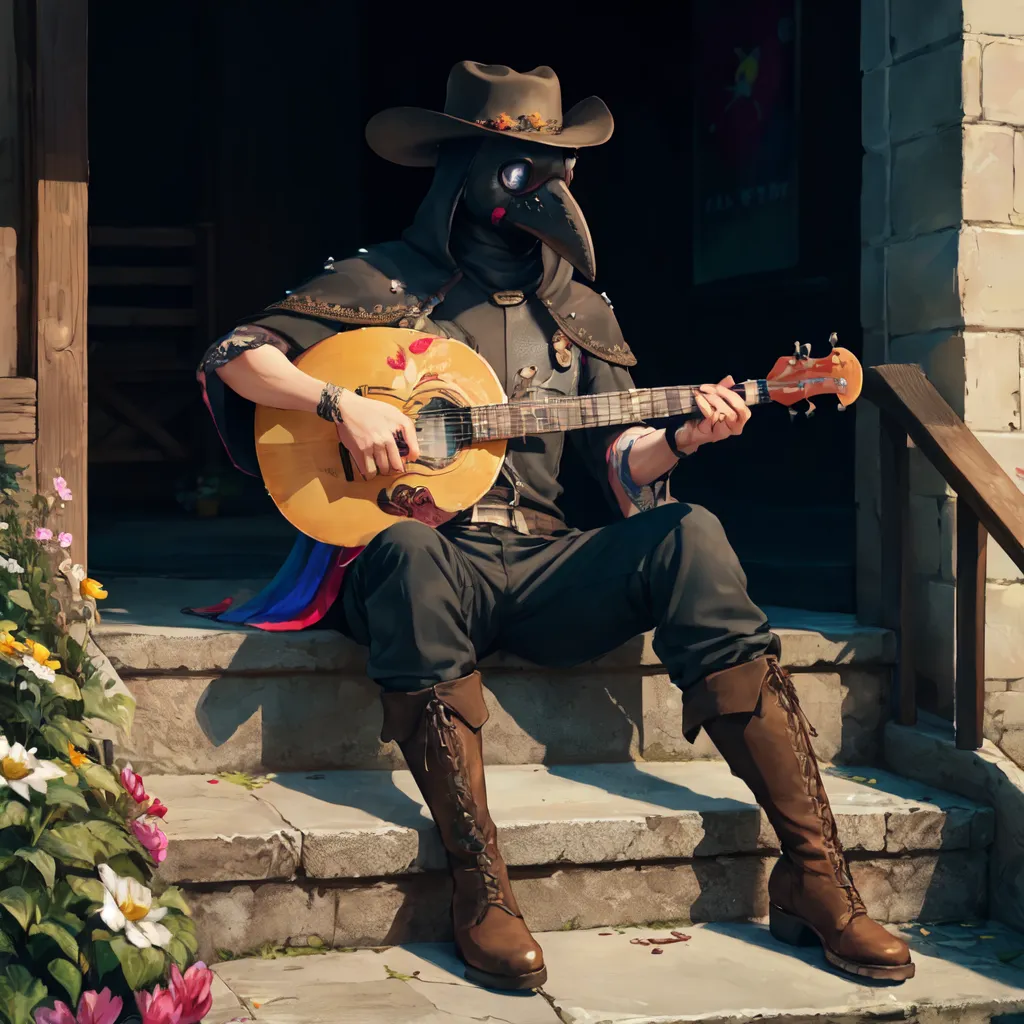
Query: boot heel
769 905 817 947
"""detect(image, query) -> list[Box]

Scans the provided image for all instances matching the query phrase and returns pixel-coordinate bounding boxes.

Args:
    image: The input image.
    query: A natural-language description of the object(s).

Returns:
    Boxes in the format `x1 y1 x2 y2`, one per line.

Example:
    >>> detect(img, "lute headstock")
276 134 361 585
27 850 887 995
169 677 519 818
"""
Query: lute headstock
765 333 862 418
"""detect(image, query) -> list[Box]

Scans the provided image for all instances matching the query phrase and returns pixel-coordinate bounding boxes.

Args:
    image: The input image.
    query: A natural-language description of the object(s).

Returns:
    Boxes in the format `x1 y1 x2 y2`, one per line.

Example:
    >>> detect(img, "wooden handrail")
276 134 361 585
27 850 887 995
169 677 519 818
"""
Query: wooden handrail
864 363 1024 750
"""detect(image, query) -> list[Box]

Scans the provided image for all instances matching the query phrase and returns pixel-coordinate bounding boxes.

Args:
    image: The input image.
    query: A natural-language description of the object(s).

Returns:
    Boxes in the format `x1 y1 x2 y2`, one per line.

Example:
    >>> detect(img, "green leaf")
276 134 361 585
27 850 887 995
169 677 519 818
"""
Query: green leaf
0 886 34 930
29 919 79 962
0 799 28 830
81 688 134 735
77 762 120 798
44 715 90 750
102 852 147 884
156 886 192 916
38 819 133 868
6 590 33 611
49 673 81 701
162 912 198 954
67 876 105 905
15 847 55 888
109 935 166 990
0 619 19 633
47 958 82 1007
0 929 14 954
166 936 189 970
0 964 47 1024
45 781 88 812
92 937 120 980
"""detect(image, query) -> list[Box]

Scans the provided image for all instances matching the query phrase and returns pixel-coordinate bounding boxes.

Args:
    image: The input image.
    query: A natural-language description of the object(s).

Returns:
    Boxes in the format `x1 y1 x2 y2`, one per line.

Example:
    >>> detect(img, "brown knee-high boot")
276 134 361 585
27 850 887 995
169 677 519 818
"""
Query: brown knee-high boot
693 656 914 981
380 672 546 990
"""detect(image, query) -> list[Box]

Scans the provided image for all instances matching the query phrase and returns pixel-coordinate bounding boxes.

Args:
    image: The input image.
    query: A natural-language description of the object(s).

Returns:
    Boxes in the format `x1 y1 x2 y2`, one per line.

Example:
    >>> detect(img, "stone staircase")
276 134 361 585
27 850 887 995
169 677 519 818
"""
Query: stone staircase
92 579 1024 1023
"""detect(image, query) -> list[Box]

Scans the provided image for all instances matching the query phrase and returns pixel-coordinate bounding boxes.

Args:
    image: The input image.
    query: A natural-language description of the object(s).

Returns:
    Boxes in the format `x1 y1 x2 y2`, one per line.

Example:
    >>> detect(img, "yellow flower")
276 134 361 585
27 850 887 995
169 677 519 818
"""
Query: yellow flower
0 631 26 656
67 741 86 768
26 640 60 671
493 112 515 131
527 111 546 129
80 577 107 601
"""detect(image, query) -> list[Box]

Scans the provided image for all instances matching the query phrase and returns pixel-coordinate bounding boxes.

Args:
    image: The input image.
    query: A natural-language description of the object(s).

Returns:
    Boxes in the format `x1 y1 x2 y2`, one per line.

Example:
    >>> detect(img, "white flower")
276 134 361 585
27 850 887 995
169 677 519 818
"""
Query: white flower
0 734 65 801
97 863 172 949
21 655 55 683
0 555 24 573
0 521 9 529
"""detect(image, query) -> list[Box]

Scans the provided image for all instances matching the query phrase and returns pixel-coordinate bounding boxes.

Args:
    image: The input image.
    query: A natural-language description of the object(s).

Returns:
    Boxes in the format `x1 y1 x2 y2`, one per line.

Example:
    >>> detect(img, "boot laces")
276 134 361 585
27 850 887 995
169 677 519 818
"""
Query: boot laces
766 661 866 917
424 697 511 920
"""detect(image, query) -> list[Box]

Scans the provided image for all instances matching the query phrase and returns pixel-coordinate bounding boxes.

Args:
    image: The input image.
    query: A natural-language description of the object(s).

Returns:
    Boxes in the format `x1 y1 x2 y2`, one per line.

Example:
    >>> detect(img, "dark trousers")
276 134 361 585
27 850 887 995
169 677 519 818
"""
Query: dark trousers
339 502 779 694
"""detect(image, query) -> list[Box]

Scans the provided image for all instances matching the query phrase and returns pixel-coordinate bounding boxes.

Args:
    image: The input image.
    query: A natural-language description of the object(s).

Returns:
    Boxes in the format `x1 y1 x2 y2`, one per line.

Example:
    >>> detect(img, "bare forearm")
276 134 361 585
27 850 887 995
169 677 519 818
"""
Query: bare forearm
215 344 325 413
626 426 694 485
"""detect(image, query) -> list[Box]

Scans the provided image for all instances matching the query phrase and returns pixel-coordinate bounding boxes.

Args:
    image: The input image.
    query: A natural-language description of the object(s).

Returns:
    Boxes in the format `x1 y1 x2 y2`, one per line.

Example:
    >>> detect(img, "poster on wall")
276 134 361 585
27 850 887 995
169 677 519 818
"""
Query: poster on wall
692 0 800 284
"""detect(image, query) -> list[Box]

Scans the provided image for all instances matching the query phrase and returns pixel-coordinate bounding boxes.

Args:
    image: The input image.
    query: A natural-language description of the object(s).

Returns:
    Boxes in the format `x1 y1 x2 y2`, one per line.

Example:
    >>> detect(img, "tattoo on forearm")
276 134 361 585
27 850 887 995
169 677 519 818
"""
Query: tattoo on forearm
197 326 293 376
316 382 345 423
610 433 657 514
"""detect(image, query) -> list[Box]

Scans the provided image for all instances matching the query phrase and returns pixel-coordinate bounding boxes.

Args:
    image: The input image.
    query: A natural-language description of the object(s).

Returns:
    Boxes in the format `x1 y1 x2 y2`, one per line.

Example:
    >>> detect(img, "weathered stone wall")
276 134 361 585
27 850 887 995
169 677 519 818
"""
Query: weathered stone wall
860 0 1024 759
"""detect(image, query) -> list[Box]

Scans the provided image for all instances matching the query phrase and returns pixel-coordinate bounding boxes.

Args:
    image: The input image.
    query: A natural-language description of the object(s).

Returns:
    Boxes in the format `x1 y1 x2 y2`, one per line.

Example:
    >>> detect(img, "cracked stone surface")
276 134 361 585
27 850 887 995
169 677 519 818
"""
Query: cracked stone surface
201 921 1024 1024
152 761 992 886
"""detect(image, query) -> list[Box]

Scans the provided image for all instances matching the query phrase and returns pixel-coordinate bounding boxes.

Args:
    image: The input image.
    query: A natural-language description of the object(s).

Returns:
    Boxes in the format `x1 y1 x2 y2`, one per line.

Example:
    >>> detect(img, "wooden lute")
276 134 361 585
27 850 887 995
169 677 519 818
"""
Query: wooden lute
254 327 862 547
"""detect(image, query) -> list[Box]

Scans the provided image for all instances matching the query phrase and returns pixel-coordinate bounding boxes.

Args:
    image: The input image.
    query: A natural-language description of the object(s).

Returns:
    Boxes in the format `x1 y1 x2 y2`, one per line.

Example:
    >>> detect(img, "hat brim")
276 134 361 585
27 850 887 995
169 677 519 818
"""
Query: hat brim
365 96 614 167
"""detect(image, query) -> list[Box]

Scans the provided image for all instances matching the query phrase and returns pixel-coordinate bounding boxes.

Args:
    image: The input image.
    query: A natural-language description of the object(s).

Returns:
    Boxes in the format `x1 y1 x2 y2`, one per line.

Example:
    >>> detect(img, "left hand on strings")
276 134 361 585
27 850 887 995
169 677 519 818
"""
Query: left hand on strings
675 376 751 452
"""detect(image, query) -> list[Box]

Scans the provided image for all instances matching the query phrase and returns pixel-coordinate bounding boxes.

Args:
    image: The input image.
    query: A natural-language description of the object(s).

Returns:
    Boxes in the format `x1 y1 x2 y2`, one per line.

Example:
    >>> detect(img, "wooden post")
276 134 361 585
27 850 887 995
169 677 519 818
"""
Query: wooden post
880 414 915 725
955 502 987 750
31 0 88 565
0 227 14 375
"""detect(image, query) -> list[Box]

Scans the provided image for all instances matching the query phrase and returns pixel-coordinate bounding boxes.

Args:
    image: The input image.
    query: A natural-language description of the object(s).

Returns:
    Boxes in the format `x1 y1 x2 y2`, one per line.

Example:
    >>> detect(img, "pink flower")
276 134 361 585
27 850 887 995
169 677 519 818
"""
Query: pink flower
120 763 148 804
169 962 214 1024
58 532 73 549
53 477 73 501
34 990 122 1024
34 527 53 541
136 986 182 1024
147 796 169 819
131 817 169 864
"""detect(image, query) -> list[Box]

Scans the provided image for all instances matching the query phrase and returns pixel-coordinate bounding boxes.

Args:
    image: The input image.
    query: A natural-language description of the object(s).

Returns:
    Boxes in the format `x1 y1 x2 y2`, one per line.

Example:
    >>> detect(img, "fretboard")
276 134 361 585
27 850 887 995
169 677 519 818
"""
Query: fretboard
468 381 770 443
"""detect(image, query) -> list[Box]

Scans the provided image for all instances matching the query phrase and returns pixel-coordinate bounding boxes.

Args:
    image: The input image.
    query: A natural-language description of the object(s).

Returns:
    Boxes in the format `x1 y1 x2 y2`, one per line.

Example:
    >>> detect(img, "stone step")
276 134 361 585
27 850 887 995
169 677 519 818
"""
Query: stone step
202 921 1024 1024
95 579 895 774
147 760 993 960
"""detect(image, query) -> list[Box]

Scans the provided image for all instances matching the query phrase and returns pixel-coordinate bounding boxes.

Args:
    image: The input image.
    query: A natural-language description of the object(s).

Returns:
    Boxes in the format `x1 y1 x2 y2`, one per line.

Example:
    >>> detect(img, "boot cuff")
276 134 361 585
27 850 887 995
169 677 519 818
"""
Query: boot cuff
380 672 489 743
682 656 772 742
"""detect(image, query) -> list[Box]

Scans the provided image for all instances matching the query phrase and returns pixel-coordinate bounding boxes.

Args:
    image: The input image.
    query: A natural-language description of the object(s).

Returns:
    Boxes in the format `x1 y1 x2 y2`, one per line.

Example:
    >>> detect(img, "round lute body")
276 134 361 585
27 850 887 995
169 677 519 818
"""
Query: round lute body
255 328 508 548
254 327 862 548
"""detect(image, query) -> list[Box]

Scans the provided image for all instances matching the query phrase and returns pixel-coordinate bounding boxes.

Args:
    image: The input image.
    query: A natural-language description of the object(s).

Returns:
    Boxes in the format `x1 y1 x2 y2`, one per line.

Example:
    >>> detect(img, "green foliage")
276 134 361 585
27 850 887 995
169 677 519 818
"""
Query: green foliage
0 448 199 1024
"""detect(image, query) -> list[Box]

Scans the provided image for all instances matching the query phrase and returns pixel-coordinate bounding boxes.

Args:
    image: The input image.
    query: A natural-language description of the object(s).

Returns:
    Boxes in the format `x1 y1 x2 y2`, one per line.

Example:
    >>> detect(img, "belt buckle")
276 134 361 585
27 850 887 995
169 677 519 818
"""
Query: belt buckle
470 505 529 533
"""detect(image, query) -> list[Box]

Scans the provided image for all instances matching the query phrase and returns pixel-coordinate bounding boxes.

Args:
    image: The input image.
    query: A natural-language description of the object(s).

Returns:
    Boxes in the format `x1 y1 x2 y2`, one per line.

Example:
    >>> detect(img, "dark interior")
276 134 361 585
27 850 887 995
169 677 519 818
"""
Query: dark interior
86 0 862 611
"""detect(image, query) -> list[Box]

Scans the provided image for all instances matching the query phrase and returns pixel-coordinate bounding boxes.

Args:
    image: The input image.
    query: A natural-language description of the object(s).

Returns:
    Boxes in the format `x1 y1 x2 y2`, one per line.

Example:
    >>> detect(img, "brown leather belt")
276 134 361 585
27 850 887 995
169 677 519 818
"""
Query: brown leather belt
467 504 566 536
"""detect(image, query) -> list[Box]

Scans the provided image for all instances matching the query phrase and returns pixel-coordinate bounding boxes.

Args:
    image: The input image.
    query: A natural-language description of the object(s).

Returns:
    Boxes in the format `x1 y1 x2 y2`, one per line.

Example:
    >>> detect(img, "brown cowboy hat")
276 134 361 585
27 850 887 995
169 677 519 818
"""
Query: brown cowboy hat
365 61 614 168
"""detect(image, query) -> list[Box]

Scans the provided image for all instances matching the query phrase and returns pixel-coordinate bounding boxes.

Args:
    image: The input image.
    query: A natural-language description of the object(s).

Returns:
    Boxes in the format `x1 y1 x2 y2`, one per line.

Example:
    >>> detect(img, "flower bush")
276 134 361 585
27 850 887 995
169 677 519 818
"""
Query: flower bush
0 451 211 1024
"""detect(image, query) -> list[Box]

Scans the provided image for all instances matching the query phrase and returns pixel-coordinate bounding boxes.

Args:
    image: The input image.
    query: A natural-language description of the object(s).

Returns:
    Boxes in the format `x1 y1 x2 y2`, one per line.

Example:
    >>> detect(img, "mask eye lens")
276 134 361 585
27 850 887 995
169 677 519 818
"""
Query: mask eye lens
499 161 531 193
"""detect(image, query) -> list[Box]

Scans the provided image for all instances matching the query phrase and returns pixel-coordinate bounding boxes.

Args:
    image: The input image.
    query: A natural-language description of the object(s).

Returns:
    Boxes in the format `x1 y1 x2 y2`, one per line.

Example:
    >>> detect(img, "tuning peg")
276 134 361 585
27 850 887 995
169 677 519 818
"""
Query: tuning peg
836 399 847 412
801 343 812 359
829 332 838 349
805 400 816 418
793 341 802 358
788 407 799 420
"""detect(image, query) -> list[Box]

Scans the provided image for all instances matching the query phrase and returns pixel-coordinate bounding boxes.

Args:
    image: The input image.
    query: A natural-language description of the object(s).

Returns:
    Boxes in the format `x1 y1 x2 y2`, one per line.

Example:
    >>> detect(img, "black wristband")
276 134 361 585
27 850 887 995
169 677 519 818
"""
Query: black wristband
662 415 693 459
316 383 345 423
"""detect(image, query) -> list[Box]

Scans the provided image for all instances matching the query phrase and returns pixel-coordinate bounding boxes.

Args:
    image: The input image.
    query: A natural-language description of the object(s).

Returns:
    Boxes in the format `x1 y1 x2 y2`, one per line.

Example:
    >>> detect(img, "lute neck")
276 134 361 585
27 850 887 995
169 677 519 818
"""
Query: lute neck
468 381 772 443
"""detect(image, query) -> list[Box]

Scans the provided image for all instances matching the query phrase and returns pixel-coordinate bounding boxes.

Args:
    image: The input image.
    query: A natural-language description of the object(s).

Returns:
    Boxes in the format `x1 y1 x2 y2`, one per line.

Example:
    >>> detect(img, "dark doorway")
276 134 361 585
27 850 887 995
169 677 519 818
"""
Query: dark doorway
87 1 862 611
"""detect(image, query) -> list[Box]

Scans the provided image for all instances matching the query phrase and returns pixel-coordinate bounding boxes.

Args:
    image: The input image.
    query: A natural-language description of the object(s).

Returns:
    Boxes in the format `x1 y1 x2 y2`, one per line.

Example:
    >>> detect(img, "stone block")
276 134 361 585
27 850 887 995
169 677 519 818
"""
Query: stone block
862 149 890 245
1015 131 1024 213
888 329 966 412
891 128 962 238
890 42 968 144
964 331 1022 431
964 123 1015 223
887 231 962 335
862 67 890 154
964 0 1024 37
861 0 891 72
638 674 719 762
982 39 1024 124
986 690 1024 763
965 38 984 120
986 581 1024 679
909 494 943 576
861 243 886 332
960 226 1024 329
891 0 962 59
974 430 1024 581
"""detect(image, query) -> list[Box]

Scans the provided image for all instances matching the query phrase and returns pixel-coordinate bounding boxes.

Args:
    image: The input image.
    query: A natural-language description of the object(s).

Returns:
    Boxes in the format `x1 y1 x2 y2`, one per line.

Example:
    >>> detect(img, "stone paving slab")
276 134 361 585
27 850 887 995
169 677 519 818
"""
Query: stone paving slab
96 576 895 674
202 921 1024 1024
151 762 992 885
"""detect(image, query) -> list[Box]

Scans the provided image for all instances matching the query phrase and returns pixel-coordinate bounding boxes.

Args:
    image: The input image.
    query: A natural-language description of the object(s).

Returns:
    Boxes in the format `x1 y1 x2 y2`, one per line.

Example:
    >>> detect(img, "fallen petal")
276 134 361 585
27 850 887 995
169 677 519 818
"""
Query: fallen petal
651 948 664 955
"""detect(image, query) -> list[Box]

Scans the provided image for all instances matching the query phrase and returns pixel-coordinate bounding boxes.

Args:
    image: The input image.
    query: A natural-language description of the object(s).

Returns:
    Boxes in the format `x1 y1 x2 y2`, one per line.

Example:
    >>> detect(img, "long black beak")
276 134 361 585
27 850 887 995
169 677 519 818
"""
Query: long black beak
503 178 597 281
